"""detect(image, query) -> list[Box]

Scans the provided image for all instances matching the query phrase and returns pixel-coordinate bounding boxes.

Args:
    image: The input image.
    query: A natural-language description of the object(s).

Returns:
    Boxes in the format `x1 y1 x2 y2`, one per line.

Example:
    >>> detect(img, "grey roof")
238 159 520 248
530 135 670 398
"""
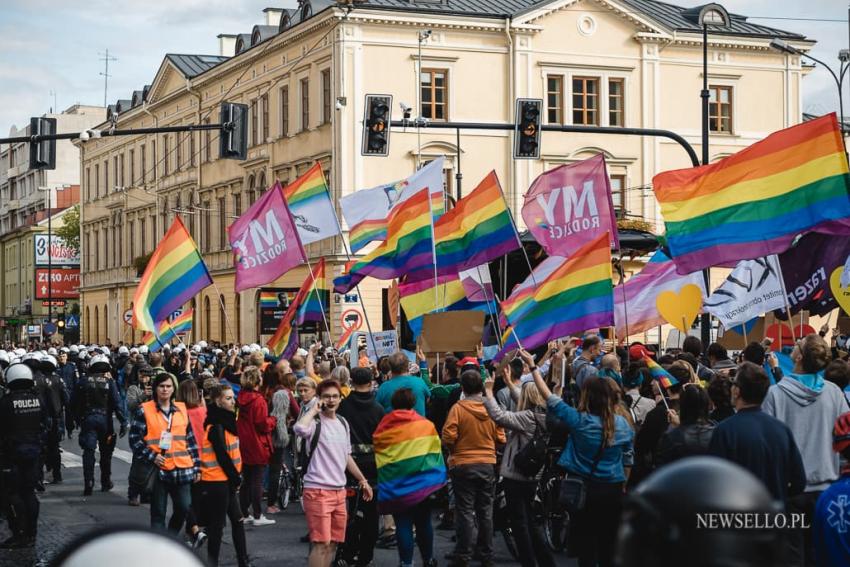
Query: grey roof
359 0 805 38
235 33 252 54
115 99 133 113
252 24 278 45
165 53 230 78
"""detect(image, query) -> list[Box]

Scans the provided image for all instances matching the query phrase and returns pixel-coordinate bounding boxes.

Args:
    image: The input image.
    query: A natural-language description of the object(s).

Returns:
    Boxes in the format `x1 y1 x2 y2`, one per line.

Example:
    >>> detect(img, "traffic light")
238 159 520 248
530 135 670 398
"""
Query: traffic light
29 117 57 170
57 315 65 331
361 94 392 156
219 102 248 160
514 99 542 159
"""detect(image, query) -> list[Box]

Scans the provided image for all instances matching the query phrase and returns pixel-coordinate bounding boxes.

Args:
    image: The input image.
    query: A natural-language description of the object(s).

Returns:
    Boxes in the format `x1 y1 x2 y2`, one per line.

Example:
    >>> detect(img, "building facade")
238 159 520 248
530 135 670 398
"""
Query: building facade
77 0 813 346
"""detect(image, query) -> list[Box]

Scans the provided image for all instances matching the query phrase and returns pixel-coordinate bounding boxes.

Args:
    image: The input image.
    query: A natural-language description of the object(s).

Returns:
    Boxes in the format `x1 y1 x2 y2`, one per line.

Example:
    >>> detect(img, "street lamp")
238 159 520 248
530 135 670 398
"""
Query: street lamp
697 3 730 348
770 38 850 150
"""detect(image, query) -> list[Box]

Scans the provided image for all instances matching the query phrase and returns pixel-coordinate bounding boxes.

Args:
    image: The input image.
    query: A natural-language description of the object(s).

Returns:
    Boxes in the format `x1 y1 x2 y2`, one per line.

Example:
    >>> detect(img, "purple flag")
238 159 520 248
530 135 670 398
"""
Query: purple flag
522 154 620 256
776 232 850 318
230 182 307 292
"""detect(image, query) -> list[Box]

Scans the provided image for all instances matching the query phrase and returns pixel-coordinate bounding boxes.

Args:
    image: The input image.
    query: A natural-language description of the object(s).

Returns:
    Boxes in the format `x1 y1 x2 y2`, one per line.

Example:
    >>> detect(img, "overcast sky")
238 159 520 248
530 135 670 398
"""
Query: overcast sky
0 0 846 135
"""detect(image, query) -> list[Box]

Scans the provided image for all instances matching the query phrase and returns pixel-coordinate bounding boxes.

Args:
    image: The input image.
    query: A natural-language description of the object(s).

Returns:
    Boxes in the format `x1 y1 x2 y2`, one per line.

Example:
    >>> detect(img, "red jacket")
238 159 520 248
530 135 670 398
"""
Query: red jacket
237 389 277 465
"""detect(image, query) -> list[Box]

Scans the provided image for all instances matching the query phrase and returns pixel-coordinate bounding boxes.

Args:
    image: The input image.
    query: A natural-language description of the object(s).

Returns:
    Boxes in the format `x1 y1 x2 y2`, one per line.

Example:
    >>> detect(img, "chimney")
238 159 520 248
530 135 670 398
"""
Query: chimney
217 34 238 57
263 7 285 27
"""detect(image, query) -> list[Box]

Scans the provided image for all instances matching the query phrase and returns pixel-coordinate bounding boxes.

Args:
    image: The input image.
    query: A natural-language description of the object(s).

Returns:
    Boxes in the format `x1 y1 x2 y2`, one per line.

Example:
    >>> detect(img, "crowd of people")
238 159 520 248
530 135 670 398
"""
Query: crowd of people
2 327 850 566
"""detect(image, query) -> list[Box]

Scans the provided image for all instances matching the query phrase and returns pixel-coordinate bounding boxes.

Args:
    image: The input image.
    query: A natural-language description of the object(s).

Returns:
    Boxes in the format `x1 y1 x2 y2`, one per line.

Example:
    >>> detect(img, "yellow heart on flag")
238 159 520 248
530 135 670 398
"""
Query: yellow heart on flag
830 267 850 316
656 284 703 334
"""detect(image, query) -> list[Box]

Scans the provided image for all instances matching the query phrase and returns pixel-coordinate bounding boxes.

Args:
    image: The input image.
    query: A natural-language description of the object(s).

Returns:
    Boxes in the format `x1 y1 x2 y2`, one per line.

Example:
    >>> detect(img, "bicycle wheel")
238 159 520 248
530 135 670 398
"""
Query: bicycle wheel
502 528 520 561
278 470 292 510
544 511 570 552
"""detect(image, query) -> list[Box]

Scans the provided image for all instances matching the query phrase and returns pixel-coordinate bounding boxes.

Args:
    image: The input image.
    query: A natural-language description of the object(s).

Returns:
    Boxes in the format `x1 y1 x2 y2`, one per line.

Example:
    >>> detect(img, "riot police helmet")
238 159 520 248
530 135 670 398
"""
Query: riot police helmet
5 362 34 385
21 352 42 369
40 355 58 372
0 350 9 369
89 354 112 374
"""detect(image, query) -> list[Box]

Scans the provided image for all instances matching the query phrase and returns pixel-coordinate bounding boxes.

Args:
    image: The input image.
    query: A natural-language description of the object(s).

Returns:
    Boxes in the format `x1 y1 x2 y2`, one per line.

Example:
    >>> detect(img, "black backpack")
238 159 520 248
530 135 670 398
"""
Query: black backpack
302 414 350 474
514 410 548 477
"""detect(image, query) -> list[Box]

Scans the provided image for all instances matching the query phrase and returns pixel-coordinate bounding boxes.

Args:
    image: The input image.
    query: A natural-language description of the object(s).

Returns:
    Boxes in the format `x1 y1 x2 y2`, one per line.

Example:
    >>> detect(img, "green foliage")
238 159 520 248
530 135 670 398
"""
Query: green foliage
54 204 80 251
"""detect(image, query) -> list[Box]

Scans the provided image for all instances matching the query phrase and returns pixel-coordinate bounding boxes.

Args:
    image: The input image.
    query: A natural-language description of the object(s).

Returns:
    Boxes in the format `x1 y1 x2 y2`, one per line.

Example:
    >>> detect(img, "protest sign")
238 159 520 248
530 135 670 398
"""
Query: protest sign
420 311 485 353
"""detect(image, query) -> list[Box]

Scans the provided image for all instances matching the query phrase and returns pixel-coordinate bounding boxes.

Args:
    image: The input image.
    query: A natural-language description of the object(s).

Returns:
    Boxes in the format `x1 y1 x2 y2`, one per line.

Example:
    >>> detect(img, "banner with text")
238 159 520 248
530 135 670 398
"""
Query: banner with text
35 234 80 267
704 256 785 329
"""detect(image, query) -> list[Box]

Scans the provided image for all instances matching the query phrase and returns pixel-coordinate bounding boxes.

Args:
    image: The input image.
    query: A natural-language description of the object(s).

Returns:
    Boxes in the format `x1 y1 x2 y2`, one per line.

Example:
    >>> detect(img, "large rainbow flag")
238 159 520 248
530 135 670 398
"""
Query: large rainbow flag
399 273 492 338
296 259 329 325
141 308 194 351
141 331 165 353
499 232 613 356
268 265 319 356
282 164 339 245
654 114 850 274
429 171 518 279
374 410 447 514
132 217 212 335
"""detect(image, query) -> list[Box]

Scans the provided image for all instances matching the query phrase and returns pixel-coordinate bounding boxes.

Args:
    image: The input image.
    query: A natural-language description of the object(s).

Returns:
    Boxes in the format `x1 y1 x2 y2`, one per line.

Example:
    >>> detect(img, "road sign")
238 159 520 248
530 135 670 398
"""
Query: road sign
123 309 134 326
65 314 79 329
341 309 363 332
44 323 57 336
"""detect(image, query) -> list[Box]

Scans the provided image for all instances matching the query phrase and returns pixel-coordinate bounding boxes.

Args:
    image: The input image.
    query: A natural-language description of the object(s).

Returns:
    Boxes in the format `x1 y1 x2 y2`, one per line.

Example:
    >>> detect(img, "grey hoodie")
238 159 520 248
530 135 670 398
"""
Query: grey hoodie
762 378 847 492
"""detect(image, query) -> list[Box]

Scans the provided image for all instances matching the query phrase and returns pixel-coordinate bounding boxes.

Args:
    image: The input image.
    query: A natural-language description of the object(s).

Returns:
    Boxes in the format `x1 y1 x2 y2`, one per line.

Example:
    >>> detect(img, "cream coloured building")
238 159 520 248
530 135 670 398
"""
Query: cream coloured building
77 0 813 345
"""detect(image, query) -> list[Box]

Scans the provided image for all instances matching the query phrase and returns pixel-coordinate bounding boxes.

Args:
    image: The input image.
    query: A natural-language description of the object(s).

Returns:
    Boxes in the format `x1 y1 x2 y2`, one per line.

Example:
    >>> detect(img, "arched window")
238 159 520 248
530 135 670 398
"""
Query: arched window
219 295 226 343
93 306 99 344
103 305 109 345
85 306 91 343
246 174 256 206
279 13 291 32
301 2 312 20
257 171 267 194
191 298 197 342
204 296 211 340
235 293 242 345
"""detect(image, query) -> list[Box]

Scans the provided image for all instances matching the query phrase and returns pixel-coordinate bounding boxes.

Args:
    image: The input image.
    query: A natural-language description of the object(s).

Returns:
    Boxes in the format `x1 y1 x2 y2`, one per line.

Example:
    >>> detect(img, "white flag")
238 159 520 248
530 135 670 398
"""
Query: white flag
704 256 786 329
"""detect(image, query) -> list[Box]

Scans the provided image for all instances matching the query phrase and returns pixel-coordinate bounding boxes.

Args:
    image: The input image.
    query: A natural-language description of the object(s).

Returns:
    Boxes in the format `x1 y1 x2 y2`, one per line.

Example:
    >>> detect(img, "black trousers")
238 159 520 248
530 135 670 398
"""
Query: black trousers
45 419 62 480
451 464 496 562
200 481 248 566
503 478 556 567
571 480 623 567
4 455 40 539
239 464 264 519
787 490 820 567
338 485 379 565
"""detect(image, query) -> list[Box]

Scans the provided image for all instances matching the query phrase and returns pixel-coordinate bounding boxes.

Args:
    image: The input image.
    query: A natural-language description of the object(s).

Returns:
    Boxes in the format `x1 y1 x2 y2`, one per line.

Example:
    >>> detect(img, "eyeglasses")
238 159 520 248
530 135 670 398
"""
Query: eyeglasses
321 394 340 401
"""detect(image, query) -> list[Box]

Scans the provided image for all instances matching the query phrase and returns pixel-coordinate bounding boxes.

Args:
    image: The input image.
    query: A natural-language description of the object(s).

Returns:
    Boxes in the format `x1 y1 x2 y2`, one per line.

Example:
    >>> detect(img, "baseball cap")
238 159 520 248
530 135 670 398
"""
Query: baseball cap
629 343 653 361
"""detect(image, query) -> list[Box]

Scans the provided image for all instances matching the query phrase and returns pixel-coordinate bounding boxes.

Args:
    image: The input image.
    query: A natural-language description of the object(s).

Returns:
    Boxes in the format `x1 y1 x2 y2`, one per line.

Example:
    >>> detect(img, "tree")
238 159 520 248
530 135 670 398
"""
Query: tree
55 204 80 252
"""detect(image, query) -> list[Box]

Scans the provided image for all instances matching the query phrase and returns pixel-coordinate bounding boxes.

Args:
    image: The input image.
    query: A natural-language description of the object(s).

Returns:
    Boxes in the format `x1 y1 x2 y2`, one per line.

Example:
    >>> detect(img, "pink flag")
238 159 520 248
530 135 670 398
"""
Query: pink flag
229 182 307 292
459 266 493 302
522 154 619 256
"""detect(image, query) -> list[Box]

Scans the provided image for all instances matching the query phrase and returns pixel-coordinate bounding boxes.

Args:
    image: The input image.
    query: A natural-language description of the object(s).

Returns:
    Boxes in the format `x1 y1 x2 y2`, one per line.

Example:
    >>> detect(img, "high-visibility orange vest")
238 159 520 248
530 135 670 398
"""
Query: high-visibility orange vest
142 400 195 471
200 424 242 482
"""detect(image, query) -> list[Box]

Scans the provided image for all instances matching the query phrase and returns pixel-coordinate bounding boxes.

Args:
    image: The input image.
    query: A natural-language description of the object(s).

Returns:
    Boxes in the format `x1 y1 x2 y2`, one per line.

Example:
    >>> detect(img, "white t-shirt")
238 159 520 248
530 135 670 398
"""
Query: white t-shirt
294 414 351 490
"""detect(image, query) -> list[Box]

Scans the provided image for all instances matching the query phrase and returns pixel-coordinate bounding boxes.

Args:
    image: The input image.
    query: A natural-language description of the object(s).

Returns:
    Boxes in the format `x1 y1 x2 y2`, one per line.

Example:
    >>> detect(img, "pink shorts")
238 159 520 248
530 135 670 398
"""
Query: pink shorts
302 488 347 543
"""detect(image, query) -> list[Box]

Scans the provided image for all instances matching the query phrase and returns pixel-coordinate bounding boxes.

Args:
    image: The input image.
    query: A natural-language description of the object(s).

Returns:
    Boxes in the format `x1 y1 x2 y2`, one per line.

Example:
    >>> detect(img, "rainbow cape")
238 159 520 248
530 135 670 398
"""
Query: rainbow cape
429 171 518 280
644 356 678 389
296 259 329 325
282 163 339 246
654 114 850 274
399 273 492 338
499 232 613 357
374 409 447 514
132 217 212 335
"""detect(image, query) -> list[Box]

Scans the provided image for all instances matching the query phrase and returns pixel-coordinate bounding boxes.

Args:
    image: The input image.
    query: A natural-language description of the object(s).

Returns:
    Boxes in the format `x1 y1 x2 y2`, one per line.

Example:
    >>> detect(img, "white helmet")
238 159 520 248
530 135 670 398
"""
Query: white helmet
69 345 79 354
198 340 208 350
261 347 270 356
0 351 10 368
60 346 70 354
14 348 26 357
118 346 130 355
241 345 251 355
41 355 58 371
130 347 139 354
47 347 58 356
139 345 149 355
250 343 261 353
22 352 42 366
78 350 89 361
89 354 111 373
5 362 34 384
192 345 202 353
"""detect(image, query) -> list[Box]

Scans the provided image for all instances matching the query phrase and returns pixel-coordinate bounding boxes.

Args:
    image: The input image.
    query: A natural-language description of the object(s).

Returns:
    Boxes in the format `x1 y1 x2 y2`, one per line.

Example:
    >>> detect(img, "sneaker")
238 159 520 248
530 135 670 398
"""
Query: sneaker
242 516 253 525
424 560 438 567
101 480 114 492
251 515 276 526
128 496 141 507
266 505 281 514
191 530 208 550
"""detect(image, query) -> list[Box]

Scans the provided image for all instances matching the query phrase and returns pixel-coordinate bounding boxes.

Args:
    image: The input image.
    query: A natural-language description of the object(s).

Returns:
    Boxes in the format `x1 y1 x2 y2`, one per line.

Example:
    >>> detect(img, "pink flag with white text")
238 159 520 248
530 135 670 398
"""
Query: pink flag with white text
522 154 620 256
229 182 307 292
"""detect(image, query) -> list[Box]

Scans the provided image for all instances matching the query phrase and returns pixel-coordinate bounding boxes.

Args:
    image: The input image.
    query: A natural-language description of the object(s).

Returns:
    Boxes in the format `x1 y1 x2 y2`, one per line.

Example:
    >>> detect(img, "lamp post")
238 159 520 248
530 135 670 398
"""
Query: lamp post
697 3 731 349
770 38 850 157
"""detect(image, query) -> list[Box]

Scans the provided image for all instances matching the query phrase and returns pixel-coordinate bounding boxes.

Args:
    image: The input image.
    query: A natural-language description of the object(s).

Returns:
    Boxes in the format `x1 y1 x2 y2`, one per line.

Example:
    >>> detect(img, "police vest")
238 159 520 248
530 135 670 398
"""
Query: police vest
2 388 43 447
200 424 242 482
82 374 112 411
141 401 194 471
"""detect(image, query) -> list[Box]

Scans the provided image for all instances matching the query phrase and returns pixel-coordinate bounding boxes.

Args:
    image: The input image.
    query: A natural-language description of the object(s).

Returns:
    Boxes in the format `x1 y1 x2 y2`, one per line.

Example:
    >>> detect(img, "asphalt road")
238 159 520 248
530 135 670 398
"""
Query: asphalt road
0 435 571 566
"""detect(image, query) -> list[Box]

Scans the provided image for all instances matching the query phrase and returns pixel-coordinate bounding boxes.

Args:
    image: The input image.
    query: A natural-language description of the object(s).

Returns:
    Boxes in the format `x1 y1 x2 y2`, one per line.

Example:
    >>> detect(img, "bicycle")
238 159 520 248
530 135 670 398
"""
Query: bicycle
493 476 520 561
534 448 569 553
276 458 302 510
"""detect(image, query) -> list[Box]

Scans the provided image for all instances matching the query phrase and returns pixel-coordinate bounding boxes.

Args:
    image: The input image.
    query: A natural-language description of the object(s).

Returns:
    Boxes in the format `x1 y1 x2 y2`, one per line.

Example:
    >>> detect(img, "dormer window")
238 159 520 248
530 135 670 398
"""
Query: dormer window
279 13 292 32
301 2 312 20
252 30 262 45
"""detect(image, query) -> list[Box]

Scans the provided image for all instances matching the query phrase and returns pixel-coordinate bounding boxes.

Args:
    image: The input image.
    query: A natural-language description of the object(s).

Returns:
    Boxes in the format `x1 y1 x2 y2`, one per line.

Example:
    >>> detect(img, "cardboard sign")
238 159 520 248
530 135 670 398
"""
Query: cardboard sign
420 311 485 353
717 317 766 350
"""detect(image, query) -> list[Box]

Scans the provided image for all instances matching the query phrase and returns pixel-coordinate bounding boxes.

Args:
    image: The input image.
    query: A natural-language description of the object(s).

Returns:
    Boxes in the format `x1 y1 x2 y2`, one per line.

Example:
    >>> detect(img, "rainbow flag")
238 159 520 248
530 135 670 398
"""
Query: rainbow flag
259 291 280 308
167 308 193 335
430 171 518 279
142 331 165 353
499 233 613 357
267 266 316 356
374 410 447 514
296 259 329 325
334 188 435 293
644 355 678 389
399 274 491 338
132 217 212 335
654 114 850 274
282 163 339 246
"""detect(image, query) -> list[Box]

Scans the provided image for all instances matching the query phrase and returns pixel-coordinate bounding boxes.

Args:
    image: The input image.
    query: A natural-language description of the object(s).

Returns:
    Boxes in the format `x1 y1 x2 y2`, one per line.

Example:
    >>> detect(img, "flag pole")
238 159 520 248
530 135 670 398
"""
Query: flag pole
494 173 538 287
210 281 238 345
475 264 504 349
774 258 798 344
494 293 525 352
616 258 631 342
304 257 334 347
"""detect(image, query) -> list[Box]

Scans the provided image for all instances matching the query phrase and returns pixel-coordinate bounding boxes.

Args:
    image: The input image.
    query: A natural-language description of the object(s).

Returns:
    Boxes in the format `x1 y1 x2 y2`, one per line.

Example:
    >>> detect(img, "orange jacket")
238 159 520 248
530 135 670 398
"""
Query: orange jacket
441 397 506 468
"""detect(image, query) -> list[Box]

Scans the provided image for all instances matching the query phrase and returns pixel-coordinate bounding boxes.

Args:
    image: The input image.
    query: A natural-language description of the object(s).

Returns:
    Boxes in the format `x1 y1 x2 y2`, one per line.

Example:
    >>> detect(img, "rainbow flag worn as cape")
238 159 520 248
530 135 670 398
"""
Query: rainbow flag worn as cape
644 355 679 389
296 259 329 325
374 409 447 515
498 232 613 357
654 114 850 274
132 216 212 336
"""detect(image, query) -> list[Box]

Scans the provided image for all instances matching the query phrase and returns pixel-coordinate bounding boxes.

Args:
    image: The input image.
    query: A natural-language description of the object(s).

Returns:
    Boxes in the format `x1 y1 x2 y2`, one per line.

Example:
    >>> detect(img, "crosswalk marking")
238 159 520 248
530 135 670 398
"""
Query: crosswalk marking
61 447 134 469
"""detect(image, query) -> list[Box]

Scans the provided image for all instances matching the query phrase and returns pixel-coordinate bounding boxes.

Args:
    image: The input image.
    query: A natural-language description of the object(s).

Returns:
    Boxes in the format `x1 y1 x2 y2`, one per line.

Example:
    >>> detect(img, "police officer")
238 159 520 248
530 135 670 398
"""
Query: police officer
0 363 48 548
72 354 127 496
40 354 68 484
22 352 49 491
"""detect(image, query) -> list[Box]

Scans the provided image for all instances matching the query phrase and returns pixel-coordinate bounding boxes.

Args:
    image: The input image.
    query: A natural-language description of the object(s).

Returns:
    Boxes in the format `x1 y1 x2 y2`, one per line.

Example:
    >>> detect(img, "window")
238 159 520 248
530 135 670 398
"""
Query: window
219 295 226 341
86 167 91 201
547 75 564 124
129 149 135 184
247 175 256 206
321 69 331 124
94 165 100 199
118 214 123 266
300 78 310 131
140 143 146 183
119 154 125 187
163 135 169 176
103 160 109 195
608 78 624 127
140 218 146 255
233 193 242 217
420 68 448 121
190 131 196 167
204 296 211 338
280 86 290 137
151 139 156 180
262 94 270 142
251 101 259 145
572 77 599 125
113 156 119 191
94 230 100 271
176 131 182 170
204 119 211 162
610 174 626 217
203 201 211 252
218 197 227 250
709 85 733 133
128 220 134 260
